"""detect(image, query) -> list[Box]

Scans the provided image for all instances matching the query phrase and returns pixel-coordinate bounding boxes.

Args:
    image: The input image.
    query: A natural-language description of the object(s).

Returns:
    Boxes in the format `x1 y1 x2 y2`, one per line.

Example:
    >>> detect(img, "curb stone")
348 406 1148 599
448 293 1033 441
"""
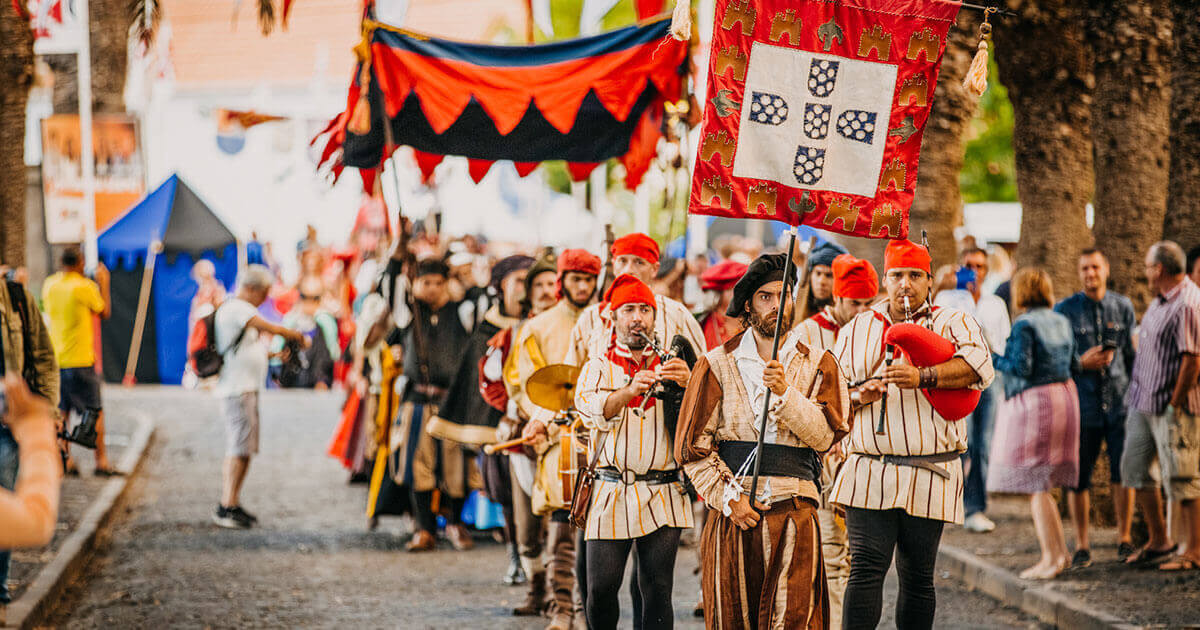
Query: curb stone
3 412 155 629
939 543 1143 630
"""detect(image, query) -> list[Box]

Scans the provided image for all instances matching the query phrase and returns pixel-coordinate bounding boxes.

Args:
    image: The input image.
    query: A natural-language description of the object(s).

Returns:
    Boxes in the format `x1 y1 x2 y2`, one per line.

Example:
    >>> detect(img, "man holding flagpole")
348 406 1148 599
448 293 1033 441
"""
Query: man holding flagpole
676 253 849 628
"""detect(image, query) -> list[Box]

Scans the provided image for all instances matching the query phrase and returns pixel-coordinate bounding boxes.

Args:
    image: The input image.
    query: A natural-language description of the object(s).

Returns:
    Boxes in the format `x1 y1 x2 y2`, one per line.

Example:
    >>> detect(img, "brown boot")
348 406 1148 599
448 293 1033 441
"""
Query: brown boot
546 609 573 630
406 529 436 552
547 522 577 621
513 571 547 616
445 524 475 551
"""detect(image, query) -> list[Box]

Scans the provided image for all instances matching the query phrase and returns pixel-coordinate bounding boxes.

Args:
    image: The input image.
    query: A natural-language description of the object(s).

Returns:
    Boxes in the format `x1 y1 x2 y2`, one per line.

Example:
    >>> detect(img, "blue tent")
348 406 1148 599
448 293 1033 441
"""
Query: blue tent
99 174 259 384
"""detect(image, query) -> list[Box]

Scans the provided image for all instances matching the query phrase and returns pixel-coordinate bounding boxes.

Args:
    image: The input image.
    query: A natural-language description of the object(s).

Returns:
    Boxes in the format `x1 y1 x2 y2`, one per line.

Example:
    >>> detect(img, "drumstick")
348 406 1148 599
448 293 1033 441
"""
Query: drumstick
483 435 535 455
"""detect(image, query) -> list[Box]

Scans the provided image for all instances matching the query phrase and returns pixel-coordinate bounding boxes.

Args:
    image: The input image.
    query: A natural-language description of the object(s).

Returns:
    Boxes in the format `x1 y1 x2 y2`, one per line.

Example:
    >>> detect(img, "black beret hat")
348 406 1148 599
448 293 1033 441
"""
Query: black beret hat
726 253 789 317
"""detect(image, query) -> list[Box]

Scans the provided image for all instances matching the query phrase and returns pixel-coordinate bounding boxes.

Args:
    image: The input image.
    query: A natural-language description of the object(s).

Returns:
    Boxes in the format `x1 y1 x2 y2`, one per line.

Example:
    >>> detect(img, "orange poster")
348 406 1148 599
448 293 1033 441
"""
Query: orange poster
40 114 146 243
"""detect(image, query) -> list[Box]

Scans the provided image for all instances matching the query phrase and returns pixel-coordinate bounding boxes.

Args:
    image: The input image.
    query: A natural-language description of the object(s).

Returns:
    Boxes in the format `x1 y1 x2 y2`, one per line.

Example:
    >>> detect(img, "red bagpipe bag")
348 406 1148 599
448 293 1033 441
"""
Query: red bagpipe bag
689 0 960 238
884 322 980 421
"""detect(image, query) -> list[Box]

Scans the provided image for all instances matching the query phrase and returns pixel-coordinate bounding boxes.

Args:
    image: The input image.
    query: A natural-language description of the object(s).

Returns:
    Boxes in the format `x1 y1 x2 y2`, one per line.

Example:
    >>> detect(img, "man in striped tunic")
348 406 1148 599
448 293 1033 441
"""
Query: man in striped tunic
575 274 695 630
677 253 850 629
794 253 878 630
551 232 704 626
830 239 994 630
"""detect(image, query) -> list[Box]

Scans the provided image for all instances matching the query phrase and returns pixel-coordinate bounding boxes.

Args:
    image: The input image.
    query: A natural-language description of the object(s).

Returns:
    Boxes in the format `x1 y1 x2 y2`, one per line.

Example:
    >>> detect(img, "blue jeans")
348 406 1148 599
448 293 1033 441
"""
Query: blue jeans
0 426 18 603
962 380 998 517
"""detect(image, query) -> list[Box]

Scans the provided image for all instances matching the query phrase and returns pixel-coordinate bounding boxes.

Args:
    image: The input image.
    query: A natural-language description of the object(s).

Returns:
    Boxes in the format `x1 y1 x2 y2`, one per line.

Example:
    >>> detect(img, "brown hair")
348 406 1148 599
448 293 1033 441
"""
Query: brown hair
1013 268 1054 311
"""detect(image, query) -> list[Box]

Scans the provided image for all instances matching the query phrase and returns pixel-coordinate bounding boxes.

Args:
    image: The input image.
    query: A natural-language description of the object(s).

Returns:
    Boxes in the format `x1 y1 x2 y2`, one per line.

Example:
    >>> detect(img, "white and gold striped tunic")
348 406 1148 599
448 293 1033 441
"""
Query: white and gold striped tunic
829 302 994 524
575 349 694 540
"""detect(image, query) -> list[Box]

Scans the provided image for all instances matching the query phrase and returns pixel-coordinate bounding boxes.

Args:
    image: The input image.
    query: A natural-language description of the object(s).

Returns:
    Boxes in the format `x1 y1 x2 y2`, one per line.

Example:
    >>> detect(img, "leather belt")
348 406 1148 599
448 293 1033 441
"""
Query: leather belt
413 384 448 398
858 452 959 479
595 467 681 486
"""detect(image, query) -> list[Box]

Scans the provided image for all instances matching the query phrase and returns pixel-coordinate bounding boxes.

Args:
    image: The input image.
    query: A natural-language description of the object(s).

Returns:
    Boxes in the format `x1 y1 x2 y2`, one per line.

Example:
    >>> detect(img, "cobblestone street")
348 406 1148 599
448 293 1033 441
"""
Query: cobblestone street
42 387 1042 628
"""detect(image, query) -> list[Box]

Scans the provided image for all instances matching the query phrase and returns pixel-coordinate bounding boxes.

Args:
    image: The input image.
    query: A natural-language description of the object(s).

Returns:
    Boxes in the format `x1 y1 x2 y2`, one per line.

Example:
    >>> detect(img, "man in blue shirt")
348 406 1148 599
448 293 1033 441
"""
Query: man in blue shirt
1054 249 1137 567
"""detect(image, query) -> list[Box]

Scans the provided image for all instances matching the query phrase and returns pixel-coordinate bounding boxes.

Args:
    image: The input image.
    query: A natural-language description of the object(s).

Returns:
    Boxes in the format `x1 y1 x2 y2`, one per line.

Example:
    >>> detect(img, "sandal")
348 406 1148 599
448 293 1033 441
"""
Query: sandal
94 468 124 477
1125 544 1178 567
1159 557 1200 572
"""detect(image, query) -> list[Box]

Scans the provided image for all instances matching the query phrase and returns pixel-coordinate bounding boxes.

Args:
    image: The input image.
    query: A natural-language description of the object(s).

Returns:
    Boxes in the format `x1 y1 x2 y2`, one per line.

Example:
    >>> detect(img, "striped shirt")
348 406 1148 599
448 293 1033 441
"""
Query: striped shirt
1126 278 1200 415
829 302 994 523
794 306 842 356
575 349 694 540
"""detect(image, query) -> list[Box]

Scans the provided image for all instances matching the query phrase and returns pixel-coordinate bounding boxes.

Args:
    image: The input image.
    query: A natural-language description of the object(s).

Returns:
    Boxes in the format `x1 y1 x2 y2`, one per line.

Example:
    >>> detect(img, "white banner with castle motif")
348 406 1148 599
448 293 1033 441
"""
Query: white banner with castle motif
688 0 960 239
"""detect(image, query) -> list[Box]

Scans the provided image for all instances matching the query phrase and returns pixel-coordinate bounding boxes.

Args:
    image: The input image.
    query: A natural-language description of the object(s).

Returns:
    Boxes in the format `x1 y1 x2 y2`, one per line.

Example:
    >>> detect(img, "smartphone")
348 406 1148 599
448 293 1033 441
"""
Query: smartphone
1100 325 1120 351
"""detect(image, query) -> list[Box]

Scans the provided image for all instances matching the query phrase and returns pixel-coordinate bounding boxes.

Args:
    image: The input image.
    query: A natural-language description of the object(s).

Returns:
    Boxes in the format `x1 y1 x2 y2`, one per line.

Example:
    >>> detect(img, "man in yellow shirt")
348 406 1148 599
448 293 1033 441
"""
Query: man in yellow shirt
41 247 114 475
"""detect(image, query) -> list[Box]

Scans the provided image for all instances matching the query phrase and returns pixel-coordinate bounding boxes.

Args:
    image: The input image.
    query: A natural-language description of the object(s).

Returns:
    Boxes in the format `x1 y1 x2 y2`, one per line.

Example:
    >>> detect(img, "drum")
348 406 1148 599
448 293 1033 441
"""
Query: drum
532 441 567 516
531 420 589 517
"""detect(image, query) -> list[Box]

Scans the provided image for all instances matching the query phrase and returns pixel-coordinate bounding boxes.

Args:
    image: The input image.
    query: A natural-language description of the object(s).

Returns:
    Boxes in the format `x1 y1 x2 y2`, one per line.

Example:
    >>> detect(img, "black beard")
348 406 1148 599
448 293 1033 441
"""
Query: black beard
566 290 593 309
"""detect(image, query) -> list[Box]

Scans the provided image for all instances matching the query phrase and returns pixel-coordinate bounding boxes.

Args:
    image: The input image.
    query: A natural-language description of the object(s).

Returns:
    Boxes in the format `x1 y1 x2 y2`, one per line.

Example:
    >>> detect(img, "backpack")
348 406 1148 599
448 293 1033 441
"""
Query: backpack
6 280 40 392
188 307 247 378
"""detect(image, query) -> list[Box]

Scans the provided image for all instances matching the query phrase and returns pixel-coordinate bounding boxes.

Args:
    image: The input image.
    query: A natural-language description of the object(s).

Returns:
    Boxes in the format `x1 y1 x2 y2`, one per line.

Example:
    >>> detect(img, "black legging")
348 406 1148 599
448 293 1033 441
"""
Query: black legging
585 526 682 630
843 507 945 630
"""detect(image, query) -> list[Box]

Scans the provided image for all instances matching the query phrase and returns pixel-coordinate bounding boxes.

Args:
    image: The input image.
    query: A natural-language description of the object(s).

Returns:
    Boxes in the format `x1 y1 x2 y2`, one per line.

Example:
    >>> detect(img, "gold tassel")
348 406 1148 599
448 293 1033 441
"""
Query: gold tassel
669 0 691 41
962 11 994 97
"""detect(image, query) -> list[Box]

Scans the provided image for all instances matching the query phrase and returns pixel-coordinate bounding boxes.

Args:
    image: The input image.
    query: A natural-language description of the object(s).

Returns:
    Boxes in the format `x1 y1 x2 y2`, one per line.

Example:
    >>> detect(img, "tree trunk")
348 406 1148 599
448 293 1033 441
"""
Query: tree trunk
994 0 1094 298
843 15 978 273
45 0 128 114
1164 0 1200 254
1087 0 1172 313
0 14 35 266
910 14 979 271
89 0 128 112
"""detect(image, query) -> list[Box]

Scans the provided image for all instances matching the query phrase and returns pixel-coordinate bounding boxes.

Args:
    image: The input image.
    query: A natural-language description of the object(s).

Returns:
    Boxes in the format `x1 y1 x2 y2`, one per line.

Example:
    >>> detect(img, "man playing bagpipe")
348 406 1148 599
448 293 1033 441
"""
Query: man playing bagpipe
830 239 995 629
509 249 601 628
675 253 849 629
574 274 694 630
530 232 704 627
794 253 879 629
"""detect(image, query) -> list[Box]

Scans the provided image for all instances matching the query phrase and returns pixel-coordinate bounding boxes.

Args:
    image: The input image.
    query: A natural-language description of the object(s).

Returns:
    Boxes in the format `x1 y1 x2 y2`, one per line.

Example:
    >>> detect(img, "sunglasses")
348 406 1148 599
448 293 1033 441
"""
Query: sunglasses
300 293 321 301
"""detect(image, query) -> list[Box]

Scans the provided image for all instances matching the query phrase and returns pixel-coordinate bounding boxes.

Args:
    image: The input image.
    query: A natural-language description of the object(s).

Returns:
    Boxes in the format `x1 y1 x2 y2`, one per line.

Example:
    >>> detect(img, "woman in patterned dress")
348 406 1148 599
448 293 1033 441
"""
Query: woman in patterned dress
988 268 1081 580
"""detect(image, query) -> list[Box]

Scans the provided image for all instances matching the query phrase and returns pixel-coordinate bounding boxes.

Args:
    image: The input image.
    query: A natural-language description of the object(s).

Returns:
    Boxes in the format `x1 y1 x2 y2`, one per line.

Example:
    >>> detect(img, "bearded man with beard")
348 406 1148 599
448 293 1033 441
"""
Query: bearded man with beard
574 274 694 630
675 253 849 629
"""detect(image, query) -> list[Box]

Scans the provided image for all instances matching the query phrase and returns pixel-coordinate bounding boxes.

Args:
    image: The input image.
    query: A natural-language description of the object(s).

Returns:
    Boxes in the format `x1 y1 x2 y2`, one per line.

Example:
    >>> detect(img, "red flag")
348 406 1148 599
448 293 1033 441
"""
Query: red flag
688 0 960 239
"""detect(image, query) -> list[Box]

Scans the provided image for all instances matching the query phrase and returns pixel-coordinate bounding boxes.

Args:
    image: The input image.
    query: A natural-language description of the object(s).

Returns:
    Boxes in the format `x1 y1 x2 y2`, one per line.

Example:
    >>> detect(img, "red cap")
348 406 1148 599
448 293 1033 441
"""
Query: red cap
884 239 931 274
557 249 602 277
611 233 660 265
832 254 879 299
700 259 747 291
604 274 656 311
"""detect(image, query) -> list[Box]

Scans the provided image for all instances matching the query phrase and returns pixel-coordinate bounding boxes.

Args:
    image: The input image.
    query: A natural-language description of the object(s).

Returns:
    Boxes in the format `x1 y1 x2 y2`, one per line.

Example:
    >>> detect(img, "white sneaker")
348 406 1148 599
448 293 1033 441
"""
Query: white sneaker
963 512 996 533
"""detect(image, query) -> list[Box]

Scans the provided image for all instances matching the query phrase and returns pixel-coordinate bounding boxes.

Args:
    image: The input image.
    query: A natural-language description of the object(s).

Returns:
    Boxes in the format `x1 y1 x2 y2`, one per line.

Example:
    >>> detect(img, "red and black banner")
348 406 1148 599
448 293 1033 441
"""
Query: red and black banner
315 16 687 191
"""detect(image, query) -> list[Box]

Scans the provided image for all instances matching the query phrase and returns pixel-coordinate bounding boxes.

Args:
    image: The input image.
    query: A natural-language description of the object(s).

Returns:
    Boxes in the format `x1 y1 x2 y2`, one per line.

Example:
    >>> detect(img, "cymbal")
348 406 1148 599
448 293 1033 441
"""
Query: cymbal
526 364 581 412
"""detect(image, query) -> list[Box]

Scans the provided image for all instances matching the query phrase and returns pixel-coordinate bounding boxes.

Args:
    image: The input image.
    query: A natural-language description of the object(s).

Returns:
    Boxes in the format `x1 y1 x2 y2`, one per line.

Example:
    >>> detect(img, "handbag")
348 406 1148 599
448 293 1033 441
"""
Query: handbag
568 430 608 530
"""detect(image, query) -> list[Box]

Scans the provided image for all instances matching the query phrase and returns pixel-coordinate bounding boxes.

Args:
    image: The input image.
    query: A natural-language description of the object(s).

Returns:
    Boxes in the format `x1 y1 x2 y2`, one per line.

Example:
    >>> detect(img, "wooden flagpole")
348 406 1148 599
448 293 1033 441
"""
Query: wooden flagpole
746 226 798 503
123 240 162 387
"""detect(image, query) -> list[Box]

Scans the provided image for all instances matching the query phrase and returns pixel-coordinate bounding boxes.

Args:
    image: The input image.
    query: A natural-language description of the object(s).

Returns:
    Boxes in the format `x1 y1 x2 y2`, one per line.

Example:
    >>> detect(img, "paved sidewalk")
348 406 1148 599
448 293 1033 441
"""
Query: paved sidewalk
943 495 1200 628
6 403 137 603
